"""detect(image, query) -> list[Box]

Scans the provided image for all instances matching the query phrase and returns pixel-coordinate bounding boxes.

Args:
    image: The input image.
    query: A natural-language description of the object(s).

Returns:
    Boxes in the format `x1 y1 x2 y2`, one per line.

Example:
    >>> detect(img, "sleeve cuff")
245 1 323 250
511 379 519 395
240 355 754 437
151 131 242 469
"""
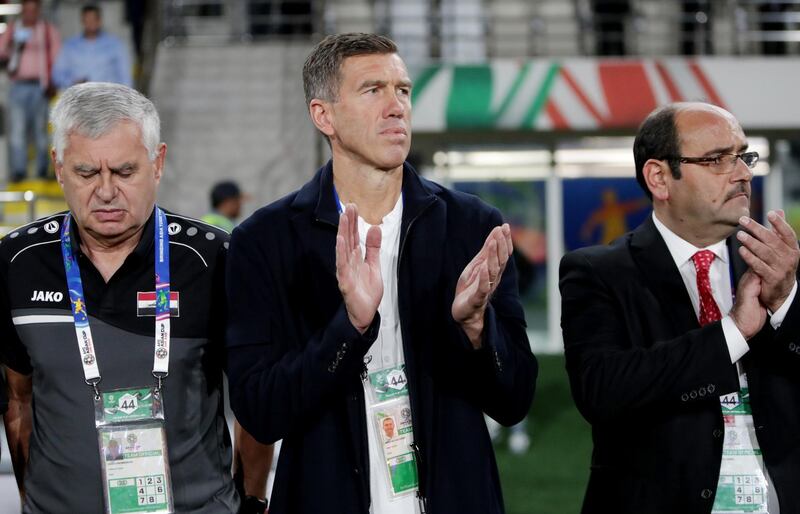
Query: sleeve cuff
768 280 798 329
721 316 749 363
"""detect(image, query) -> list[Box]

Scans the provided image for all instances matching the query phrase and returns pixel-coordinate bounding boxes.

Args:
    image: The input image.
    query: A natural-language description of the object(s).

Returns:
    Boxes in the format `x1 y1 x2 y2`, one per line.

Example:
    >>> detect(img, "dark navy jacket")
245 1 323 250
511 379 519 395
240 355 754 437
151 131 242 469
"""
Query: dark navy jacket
226 162 538 514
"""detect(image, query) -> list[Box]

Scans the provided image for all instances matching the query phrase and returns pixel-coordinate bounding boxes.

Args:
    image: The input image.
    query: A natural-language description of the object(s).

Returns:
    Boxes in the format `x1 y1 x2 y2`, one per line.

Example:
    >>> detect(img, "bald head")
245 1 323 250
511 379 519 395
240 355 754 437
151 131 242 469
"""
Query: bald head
636 101 753 247
633 102 741 199
673 103 742 153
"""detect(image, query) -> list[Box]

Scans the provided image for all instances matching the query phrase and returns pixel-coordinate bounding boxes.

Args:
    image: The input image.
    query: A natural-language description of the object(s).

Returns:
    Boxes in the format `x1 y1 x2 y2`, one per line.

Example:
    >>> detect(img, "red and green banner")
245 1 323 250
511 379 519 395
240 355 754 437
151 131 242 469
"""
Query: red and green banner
412 58 800 131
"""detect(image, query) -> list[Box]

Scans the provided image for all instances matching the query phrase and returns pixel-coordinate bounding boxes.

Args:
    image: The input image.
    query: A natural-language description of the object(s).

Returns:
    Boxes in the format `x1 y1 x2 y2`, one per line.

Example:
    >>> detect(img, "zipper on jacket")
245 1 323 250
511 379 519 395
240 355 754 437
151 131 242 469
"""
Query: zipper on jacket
411 441 429 513
398 198 436 259
398 198 436 514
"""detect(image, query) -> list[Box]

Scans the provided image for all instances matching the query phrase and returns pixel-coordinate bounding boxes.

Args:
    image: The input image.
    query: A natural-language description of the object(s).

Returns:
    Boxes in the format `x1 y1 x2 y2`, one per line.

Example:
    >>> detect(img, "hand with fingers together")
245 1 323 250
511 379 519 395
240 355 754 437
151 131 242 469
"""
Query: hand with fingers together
336 203 383 333
737 210 800 313
452 223 514 349
729 270 767 340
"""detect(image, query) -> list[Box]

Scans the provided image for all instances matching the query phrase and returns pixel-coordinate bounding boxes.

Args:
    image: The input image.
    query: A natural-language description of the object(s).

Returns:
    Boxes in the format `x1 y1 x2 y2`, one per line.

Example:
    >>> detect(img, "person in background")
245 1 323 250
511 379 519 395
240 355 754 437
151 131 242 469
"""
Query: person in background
591 0 630 55
202 181 249 233
52 4 132 90
0 0 60 182
682 0 713 55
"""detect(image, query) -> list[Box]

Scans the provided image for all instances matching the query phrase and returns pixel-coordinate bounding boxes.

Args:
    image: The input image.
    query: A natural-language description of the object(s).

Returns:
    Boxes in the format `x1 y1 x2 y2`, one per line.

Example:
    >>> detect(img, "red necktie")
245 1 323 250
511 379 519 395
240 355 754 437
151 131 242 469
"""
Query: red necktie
692 250 722 326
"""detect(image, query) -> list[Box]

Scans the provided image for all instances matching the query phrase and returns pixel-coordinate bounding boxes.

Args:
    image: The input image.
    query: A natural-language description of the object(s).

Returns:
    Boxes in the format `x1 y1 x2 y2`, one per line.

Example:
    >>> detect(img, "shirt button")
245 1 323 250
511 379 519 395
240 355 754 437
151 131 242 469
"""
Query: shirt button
353 467 360 475
713 429 723 438
700 489 713 499
383 356 391 364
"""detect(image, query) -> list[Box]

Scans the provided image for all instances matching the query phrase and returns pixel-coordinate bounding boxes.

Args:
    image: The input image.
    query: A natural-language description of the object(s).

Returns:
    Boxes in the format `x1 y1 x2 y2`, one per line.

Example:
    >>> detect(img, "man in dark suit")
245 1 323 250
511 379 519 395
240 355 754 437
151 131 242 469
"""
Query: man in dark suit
560 102 800 514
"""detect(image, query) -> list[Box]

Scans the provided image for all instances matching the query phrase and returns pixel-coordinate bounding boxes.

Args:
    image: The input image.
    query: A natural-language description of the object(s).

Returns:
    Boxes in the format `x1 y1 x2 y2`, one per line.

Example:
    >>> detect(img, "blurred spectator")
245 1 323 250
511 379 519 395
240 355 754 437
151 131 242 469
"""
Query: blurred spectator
682 0 713 55
124 0 145 63
249 1 312 35
202 181 249 232
0 0 60 182
592 0 630 55
760 1 789 55
52 4 132 90
440 0 486 62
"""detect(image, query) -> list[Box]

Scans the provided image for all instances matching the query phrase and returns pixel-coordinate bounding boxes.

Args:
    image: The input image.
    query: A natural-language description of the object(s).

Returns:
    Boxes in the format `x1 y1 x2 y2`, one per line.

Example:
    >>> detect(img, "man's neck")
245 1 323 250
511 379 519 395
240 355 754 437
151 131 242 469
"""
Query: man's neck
332 161 403 225
653 209 732 248
77 225 144 283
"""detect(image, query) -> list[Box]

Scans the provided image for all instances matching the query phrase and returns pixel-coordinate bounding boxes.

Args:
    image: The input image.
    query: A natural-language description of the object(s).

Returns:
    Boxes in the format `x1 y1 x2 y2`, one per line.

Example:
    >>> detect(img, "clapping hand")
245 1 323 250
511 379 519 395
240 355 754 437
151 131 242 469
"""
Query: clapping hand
737 211 800 313
452 224 513 349
335 203 383 334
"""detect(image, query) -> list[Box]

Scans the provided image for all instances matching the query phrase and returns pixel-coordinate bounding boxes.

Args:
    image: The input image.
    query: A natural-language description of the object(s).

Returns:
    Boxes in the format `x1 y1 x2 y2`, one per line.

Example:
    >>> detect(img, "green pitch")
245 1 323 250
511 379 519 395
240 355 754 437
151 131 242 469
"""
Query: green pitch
496 354 592 514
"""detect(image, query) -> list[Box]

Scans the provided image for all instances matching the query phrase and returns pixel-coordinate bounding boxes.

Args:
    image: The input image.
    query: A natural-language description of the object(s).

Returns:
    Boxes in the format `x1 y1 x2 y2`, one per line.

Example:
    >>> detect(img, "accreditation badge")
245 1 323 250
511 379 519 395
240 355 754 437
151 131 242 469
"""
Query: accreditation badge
712 387 769 514
372 400 419 497
95 387 174 514
367 364 409 403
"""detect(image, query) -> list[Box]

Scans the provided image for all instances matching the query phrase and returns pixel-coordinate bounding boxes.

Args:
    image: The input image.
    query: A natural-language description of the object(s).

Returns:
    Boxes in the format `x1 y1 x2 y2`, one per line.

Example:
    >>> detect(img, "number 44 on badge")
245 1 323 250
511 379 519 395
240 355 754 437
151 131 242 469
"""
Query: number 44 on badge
118 393 139 415
386 369 407 391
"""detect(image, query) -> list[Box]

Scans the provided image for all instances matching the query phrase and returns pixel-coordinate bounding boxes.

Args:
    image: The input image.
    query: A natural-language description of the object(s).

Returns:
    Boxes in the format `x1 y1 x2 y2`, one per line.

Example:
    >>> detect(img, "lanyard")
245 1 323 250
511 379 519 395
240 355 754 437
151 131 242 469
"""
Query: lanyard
61 207 171 396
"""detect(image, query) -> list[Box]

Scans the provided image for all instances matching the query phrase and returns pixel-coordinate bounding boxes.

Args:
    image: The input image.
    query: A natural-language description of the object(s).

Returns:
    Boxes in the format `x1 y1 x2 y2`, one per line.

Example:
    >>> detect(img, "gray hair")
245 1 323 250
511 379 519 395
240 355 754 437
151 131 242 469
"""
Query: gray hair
51 82 161 163
302 33 398 105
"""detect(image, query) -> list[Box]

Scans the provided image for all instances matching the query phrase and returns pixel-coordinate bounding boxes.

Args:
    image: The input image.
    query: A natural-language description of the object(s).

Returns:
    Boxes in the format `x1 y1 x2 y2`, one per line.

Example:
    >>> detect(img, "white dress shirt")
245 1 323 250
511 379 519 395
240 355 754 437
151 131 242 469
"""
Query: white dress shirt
354 196 419 514
652 213 797 363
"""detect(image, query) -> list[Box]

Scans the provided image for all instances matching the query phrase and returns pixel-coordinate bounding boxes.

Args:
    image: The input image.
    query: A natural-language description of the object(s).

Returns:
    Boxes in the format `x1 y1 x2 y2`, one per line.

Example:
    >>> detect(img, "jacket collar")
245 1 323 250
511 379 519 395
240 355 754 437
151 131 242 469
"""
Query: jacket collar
630 215 746 331
69 206 156 267
290 160 441 228
630 215 700 331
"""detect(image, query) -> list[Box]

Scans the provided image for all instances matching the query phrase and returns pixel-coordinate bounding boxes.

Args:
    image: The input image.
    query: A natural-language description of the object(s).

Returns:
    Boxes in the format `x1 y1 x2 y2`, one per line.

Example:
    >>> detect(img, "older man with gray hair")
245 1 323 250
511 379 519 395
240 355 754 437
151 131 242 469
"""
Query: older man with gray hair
0 82 271 514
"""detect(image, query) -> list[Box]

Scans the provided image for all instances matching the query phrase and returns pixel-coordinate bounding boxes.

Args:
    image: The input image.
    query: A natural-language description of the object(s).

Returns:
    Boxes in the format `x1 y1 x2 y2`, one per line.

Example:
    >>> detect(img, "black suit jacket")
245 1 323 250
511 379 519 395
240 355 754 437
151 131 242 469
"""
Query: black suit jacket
560 216 800 514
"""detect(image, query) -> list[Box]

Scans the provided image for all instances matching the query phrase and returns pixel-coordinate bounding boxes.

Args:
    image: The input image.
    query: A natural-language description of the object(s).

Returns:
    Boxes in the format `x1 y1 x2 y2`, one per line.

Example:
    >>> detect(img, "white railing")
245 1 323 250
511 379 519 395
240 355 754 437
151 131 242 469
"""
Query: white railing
159 0 800 57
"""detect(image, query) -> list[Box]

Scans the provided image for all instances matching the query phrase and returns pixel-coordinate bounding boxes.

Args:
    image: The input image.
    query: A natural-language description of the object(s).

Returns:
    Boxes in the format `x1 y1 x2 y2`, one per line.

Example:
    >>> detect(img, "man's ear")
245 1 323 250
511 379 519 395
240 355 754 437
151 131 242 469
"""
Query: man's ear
52 148 64 188
643 159 672 201
309 99 335 139
153 142 167 183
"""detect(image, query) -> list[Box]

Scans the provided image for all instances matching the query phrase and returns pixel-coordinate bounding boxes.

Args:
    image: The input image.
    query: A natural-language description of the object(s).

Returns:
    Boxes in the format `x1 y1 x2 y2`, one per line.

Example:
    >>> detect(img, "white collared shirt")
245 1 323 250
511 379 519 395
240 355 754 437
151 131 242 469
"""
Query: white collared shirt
355 196 418 514
652 213 796 363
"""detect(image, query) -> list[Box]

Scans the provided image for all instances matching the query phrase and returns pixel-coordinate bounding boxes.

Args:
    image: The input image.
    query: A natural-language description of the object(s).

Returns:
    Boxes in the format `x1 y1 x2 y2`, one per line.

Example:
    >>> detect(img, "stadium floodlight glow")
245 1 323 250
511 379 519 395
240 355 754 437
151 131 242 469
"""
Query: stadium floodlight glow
431 137 770 181
0 5 21 16
442 165 552 181
435 150 550 167
433 149 552 181
555 148 634 165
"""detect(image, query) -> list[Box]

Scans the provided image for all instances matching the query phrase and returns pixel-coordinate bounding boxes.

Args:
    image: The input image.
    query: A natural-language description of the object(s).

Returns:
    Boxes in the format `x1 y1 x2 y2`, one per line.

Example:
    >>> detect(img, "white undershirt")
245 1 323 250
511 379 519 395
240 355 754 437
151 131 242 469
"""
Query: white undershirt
355 196 417 514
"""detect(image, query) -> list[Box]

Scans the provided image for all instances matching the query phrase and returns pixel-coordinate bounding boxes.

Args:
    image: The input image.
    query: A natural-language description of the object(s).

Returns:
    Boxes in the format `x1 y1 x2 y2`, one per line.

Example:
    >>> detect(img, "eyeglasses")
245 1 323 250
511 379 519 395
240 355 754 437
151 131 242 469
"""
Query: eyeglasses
666 151 759 174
